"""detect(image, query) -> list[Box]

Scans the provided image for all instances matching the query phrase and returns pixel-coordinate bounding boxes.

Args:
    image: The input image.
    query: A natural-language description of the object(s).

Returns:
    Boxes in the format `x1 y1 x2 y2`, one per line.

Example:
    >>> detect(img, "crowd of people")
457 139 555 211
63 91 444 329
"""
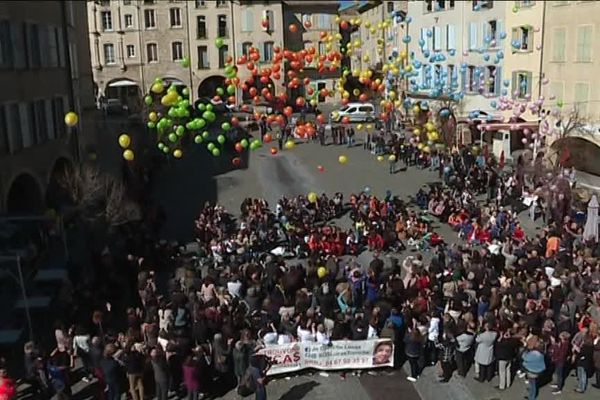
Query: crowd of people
3 120 600 400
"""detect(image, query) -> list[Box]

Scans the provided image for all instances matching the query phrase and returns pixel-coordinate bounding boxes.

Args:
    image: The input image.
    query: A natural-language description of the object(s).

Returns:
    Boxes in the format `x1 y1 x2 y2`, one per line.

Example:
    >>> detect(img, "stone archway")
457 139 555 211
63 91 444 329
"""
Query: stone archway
198 75 226 99
5 173 44 215
46 157 75 212
550 136 600 176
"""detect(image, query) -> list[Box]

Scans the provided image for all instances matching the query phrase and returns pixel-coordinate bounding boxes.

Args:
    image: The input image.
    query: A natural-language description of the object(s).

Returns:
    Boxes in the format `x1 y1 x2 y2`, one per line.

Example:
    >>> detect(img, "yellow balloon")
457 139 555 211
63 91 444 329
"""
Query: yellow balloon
388 154 396 162
317 266 328 279
151 82 164 94
352 69 360 77
382 64 389 73
326 43 332 52
310 98 317 107
417 143 424 150
285 140 295 150
425 122 435 132
363 54 370 62
353 39 361 47
118 134 131 149
413 105 420 114
357 123 363 130
366 124 373 131
123 149 134 161
413 128 421 136
367 70 373 78
335 33 342 40
342 91 350 99
173 149 183 158
353 88 360 96
365 21 371 28
405 65 413 73
64 111 78 127
338 155 348 164
423 146 431 153
370 27 376 34
389 91 396 100
148 112 158 122
307 192 318 203
400 50 407 59
332 111 340 119
334 16 341 23
430 131 439 142
377 155 385 162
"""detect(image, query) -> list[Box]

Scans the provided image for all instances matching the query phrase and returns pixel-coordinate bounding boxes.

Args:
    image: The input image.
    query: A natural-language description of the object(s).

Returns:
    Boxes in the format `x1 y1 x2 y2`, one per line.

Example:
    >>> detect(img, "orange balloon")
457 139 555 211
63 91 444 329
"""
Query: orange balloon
342 116 350 124
359 93 368 102
270 147 278 155
234 142 243 153
249 87 258 97
289 24 298 33
303 77 311 86
303 20 312 29
320 31 328 40
316 114 325 124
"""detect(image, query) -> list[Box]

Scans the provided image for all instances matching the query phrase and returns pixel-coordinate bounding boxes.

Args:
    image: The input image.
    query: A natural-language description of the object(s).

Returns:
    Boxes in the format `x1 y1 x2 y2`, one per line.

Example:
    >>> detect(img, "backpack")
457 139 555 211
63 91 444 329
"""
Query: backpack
237 367 256 397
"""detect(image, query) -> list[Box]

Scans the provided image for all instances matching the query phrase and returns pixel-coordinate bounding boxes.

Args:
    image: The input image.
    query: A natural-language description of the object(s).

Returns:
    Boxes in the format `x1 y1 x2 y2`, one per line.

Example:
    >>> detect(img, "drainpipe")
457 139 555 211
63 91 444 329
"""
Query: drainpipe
60 1 80 163
184 0 194 100
136 4 146 92
533 1 547 164
231 0 239 102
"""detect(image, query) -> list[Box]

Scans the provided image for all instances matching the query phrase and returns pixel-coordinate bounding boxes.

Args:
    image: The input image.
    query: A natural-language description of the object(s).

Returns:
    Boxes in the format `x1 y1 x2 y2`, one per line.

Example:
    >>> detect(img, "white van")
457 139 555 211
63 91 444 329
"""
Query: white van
333 103 375 122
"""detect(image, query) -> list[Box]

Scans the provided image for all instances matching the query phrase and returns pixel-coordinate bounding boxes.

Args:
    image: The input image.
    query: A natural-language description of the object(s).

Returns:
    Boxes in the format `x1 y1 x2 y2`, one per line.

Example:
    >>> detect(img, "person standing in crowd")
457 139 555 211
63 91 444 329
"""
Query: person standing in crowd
100 344 122 400
123 343 145 400
495 329 519 390
248 355 269 400
150 348 170 400
521 336 546 400
549 331 571 395
474 323 497 383
404 328 424 382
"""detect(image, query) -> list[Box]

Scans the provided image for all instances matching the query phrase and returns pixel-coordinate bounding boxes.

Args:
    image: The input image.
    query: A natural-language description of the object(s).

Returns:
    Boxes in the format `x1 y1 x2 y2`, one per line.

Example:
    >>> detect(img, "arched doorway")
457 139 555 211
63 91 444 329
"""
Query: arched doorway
105 78 142 113
198 75 226 98
6 173 44 215
550 136 600 175
46 157 75 212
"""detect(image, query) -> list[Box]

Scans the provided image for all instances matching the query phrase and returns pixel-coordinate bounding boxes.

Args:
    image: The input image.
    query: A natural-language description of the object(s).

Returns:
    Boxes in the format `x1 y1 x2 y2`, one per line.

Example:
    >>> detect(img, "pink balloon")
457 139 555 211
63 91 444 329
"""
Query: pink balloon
522 138 528 144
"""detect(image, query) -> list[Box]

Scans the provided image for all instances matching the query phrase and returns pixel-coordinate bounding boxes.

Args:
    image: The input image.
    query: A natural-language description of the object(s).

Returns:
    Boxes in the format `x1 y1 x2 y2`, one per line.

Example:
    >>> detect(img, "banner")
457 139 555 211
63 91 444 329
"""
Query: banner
257 339 394 375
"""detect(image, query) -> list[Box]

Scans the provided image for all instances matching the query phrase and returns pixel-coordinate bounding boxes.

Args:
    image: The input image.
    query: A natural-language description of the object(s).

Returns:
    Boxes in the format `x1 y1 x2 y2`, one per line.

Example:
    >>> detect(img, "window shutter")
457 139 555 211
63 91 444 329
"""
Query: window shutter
494 66 502 96
496 20 504 43
527 72 533 96
434 26 442 51
482 21 490 45
20 103 32 148
421 28 429 51
469 22 478 50
446 24 456 50
45 99 55 139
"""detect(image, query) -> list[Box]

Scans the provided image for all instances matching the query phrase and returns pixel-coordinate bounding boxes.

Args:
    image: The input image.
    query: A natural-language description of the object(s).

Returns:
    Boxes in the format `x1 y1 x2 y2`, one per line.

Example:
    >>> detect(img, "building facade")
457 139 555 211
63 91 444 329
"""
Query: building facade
0 1 96 214
88 0 341 110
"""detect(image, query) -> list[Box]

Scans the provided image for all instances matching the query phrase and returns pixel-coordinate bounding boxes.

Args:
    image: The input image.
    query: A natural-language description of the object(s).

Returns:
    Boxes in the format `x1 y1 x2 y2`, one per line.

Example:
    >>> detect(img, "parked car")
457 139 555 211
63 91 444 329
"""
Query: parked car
102 98 128 115
332 102 375 122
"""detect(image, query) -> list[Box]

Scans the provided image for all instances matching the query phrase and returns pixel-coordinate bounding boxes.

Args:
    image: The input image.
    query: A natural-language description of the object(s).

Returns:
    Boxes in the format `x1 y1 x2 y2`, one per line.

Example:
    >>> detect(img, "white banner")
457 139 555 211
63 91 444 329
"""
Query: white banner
257 339 394 375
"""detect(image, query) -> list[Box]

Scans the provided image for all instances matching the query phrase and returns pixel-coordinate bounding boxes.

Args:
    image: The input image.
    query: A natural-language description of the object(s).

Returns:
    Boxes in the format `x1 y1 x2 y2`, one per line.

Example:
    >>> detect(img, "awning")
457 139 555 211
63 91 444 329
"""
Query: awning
477 121 540 131
108 80 138 87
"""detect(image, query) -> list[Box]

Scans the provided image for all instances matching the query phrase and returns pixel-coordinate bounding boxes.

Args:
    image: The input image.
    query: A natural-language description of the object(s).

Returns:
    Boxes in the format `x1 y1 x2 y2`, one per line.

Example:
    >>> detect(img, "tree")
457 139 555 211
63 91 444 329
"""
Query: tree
57 165 142 228
541 106 587 168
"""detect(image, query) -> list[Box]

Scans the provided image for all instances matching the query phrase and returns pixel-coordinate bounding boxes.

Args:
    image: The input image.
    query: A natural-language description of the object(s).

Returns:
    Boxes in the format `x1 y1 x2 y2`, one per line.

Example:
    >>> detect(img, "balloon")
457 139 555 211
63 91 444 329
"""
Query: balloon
232 157 241 167
317 266 327 279
307 192 318 203
64 111 78 127
181 57 190 68
151 82 164 94
338 155 348 164
263 133 272 143
388 154 396 162
221 122 231 131
217 134 226 144
168 133 177 143
317 165 325 172
215 37 225 48
270 147 278 155
147 121 156 129
288 24 298 33
211 148 221 157
284 140 295 150
123 149 134 161
194 135 203 144
207 142 216 151
377 155 384 162
144 95 153 105
118 134 131 149
173 149 183 159
241 138 249 148
202 111 216 122
148 112 158 122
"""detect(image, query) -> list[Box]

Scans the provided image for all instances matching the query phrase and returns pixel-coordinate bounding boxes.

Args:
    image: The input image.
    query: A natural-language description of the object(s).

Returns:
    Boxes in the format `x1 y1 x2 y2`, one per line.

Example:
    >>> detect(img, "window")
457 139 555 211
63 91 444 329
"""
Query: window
467 66 477 93
549 81 564 104
144 9 156 29
100 0 110 6
143 0 155 4
197 45 208 68
172 41 183 61
170 8 182 28
446 24 456 50
195 0 206 7
196 16 206 39
576 25 593 62
263 41 274 62
47 26 59 67
218 44 228 68
242 42 252 57
574 82 590 114
103 43 115 64
101 11 113 31
484 20 498 43
387 2 394 13
315 15 331 30
262 10 274 32
486 66 497 95
473 0 493 9
447 64 455 87
124 14 133 28
123 0 132 5
126 44 135 58
318 41 326 55
512 70 532 99
33 100 48 144
218 15 228 37
0 20 14 69
468 22 478 50
425 0 433 12
147 43 158 62
512 25 533 52
7 103 23 153
217 0 227 7
242 10 253 32
433 26 442 51
551 27 566 62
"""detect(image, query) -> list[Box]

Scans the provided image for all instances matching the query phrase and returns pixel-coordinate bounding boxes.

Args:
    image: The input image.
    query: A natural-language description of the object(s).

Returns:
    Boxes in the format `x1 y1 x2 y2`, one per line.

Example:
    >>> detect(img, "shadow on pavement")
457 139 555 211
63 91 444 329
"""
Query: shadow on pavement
278 380 320 400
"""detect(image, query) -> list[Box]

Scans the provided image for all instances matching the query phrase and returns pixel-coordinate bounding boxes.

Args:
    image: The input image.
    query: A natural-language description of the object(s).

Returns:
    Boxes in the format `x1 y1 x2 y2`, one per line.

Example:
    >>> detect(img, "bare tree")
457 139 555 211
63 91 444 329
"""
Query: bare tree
57 165 142 227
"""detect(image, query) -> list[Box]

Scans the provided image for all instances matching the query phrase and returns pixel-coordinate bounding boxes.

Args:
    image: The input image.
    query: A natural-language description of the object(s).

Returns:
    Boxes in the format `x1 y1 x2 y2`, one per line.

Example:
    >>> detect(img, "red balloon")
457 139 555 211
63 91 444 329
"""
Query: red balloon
288 24 298 33
295 97 306 107
270 147 278 155
250 52 260 62
276 115 285 126
272 64 281 73
340 20 349 30
249 87 258 97
234 143 243 153
320 31 328 40
303 20 312 29
246 62 255 71
320 88 329 98
316 114 325 124
260 76 269 84
232 157 241 167
342 116 350 125
283 106 293 117
341 98 349 106
273 73 281 80
261 19 269 29
263 133 272 143
303 77 311 86
359 93 368 102
317 165 325 172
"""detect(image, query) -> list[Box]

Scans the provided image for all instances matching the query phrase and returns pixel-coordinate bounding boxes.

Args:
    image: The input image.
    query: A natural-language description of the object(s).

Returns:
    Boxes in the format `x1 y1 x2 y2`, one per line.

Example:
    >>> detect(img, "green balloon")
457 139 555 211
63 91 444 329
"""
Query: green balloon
215 37 224 48
185 122 193 130
182 87 190 97
144 95 153 105
202 131 210 139
168 107 176 117
221 122 231 131
240 138 249 148
154 77 163 84
206 104 214 111
157 142 164 150
216 87 225 96
227 84 236 95
212 148 221 157
162 147 169 154
147 121 156 129
168 133 178 143
197 118 207 129
197 103 206 111
202 110 216 123
217 134 226 144
176 126 185 136
194 135 203 144
207 142 215 151
181 57 190 68
224 66 235 77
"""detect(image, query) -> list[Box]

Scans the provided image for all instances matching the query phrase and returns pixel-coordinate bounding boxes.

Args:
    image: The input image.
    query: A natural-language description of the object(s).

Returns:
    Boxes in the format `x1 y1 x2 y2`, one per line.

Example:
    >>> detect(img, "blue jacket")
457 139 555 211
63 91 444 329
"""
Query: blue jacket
522 350 546 374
